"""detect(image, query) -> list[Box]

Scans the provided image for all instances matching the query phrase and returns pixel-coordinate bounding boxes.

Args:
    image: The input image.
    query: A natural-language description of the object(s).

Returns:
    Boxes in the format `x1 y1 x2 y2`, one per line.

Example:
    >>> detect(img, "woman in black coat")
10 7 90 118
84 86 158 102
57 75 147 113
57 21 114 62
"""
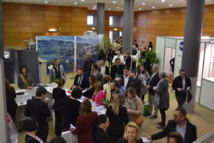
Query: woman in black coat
52 78 67 136
98 49 106 61
124 51 131 69
106 95 128 143
5 79 17 122
93 114 111 143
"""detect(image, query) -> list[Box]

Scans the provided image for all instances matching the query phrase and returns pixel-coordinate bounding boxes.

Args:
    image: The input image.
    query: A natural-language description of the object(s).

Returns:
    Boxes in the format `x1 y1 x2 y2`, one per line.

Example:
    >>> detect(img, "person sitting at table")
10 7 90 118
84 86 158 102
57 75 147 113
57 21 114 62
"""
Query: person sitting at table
61 87 82 131
116 122 144 143
93 114 111 143
124 87 143 122
24 87 51 142
72 67 89 90
71 99 98 143
23 118 44 143
91 81 106 105
106 94 128 143
52 78 67 136
5 79 17 122
18 65 34 89
83 75 96 99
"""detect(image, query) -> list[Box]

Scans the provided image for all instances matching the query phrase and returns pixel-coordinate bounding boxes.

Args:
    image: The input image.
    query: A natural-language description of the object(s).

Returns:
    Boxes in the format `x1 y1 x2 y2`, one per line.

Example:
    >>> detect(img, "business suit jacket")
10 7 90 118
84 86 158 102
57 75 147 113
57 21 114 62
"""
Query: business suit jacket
151 119 197 143
172 75 191 97
99 66 110 75
84 58 95 77
148 72 160 95
126 77 142 97
119 75 129 88
111 65 124 79
90 71 103 82
49 65 66 82
73 74 89 90
52 87 67 111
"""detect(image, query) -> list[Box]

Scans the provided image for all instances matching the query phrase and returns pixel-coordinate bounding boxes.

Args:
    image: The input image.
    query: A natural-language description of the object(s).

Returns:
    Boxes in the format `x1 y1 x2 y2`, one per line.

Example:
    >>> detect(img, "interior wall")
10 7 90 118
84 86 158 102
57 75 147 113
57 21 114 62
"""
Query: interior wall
135 5 214 51
2 2 87 48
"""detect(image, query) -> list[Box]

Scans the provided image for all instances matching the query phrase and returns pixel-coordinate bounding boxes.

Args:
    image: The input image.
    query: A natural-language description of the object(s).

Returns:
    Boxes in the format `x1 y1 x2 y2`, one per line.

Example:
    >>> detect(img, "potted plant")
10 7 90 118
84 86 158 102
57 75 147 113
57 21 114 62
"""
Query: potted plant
101 99 110 108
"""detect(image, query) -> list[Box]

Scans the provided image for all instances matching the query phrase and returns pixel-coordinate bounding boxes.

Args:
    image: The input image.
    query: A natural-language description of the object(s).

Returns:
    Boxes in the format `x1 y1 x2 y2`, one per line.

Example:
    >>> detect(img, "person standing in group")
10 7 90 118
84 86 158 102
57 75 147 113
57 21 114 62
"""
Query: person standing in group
172 69 191 108
116 122 144 143
84 53 95 77
71 99 98 143
153 71 170 129
98 49 106 61
110 80 125 105
100 58 110 76
49 59 66 83
143 57 152 76
52 78 67 136
61 87 82 131
24 87 51 142
106 95 128 143
106 45 115 67
145 65 160 119
72 67 89 90
137 65 150 102
112 50 125 65
111 58 124 80
90 63 103 82
93 114 111 143
124 51 131 69
124 87 143 122
18 65 34 89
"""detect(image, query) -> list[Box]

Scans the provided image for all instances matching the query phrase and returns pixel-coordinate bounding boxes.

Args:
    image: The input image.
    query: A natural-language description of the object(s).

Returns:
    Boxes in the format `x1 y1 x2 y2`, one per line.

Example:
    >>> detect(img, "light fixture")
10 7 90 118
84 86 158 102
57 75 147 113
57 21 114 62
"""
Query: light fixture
142 3 145 5
92 27 95 30
201 36 210 39
81 0 84 1
113 1 116 3
93 7 96 10
121 8 123 10
108 8 111 10
169 4 173 7
49 28 57 32
117 7 120 9
45 1 48 3
161 0 165 2
152 6 155 9
139 8 142 10
114 28 117 31
74 2 78 4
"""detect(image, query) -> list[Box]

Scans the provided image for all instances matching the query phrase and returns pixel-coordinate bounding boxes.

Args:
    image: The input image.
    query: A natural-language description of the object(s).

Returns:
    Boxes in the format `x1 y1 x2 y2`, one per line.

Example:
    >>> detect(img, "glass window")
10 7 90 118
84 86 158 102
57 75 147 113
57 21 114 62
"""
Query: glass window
109 16 113 25
87 15 93 25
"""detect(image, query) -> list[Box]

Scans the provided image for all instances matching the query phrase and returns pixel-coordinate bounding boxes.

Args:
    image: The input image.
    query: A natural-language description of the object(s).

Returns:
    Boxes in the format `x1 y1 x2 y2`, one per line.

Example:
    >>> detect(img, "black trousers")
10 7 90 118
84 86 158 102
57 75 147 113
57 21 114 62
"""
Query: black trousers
141 94 145 102
109 133 123 143
175 95 186 108
159 109 166 126
54 110 64 136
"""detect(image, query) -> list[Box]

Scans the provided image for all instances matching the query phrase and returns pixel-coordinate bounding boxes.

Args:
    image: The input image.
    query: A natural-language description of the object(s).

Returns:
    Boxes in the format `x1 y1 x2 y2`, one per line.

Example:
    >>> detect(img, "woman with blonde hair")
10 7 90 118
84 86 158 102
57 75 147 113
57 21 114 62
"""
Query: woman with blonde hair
71 99 98 143
116 122 144 143
92 81 106 105
83 75 96 99
124 87 143 122
106 94 128 143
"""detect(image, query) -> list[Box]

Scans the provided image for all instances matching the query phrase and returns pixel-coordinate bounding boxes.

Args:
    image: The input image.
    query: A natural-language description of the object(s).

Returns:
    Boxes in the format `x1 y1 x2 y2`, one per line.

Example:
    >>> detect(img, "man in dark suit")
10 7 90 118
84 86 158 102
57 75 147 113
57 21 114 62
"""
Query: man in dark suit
145 65 160 119
172 69 191 108
119 67 130 88
147 108 197 143
73 67 89 90
90 63 103 82
126 69 142 97
99 58 109 75
83 53 95 77
111 58 124 80
25 87 51 142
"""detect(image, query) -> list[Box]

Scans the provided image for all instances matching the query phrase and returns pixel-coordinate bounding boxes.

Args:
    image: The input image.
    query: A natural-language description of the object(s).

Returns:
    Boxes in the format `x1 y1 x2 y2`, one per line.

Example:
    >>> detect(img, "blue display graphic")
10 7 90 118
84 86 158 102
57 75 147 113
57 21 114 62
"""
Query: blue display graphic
179 41 184 51
37 36 75 74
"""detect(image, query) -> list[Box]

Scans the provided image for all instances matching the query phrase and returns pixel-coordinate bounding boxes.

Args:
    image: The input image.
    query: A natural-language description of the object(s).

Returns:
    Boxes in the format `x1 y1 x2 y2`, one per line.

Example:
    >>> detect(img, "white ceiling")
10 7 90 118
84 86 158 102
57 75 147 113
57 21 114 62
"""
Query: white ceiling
2 0 214 11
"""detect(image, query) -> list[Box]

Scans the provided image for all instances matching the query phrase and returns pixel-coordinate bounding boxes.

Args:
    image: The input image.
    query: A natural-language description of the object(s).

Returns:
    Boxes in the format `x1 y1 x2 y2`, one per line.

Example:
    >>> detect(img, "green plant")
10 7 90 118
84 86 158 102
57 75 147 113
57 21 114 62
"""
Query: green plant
145 50 159 64
98 36 111 53
101 99 110 108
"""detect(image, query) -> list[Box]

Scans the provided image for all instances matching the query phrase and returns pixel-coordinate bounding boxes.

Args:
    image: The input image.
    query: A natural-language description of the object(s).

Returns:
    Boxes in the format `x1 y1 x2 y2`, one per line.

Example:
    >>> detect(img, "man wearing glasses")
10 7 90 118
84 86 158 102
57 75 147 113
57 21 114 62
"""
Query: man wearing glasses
172 69 191 108
147 108 197 143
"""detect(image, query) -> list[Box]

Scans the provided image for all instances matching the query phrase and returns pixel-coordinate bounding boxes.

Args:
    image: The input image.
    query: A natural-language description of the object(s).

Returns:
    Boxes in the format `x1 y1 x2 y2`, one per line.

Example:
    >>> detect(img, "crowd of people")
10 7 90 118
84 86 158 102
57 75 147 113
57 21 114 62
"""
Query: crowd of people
4 39 197 143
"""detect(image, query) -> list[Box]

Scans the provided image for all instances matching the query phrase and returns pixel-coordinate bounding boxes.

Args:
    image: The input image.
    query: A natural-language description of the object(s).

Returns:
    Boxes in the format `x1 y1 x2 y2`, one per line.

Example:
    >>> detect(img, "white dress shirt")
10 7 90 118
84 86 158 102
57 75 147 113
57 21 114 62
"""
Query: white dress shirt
101 66 106 75
124 75 129 88
112 55 125 64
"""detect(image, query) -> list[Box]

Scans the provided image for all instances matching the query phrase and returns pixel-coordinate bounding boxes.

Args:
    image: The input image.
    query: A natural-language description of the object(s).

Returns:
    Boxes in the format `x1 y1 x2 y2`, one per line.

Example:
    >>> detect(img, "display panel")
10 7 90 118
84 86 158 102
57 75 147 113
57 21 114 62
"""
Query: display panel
203 43 214 81
164 47 175 74
197 43 205 87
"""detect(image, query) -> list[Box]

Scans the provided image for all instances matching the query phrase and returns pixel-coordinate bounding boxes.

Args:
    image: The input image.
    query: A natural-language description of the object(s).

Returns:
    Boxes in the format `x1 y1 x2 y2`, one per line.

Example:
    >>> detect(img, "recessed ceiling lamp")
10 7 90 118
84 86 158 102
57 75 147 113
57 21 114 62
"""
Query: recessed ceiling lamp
49 28 57 32
45 1 48 3
117 7 120 9
169 4 173 7
74 2 78 5
113 1 116 3
139 8 142 10
161 0 165 2
108 8 111 10
142 3 145 5
81 0 84 1
152 6 155 9
121 8 123 10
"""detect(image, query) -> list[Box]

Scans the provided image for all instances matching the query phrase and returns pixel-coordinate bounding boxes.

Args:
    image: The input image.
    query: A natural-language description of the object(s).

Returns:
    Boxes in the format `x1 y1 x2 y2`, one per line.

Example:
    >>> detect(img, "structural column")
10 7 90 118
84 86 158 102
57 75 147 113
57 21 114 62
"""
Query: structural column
0 0 10 143
97 3 105 35
181 0 205 113
122 0 135 54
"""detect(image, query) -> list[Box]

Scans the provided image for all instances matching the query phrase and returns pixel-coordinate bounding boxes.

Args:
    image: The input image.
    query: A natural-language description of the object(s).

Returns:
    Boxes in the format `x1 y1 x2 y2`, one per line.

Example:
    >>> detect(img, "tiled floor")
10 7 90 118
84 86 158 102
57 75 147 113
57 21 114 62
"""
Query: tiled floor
18 73 214 143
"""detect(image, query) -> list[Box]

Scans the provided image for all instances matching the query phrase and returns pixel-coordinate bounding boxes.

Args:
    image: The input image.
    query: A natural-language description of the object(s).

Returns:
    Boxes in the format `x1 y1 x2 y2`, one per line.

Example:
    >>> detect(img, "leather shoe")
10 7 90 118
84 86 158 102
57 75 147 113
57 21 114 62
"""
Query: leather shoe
157 125 165 129
150 115 157 119
144 113 151 116
157 122 162 125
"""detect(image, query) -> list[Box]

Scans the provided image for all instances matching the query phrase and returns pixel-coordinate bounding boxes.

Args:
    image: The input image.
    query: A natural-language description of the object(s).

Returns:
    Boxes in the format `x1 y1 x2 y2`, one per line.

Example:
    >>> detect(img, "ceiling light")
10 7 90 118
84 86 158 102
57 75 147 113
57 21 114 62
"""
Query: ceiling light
92 27 95 30
121 8 123 10
169 4 173 7
93 7 96 9
45 1 48 3
81 0 84 1
114 28 117 31
113 1 116 3
108 8 111 10
161 0 165 2
152 6 155 9
117 7 120 9
201 36 210 39
49 28 57 32
139 8 142 10
74 2 78 4
142 3 145 5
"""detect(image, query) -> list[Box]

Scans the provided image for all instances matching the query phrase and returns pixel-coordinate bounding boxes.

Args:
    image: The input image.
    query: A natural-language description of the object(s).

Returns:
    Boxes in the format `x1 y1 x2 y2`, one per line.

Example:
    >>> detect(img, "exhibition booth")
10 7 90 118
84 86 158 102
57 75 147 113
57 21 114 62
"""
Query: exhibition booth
156 36 214 111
